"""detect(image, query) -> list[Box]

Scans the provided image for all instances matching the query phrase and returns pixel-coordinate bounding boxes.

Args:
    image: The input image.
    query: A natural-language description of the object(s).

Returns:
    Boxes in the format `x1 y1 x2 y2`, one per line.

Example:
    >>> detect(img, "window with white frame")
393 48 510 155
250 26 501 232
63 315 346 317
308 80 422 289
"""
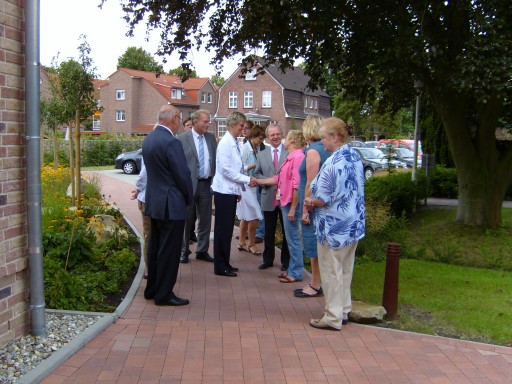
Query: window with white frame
245 68 257 80
115 110 125 121
208 93 212 103
229 92 238 108
262 91 272 108
244 91 253 108
116 90 125 100
171 89 182 99
315 99 318 109
304 98 308 108
309 99 314 108
218 120 227 137
201 92 206 103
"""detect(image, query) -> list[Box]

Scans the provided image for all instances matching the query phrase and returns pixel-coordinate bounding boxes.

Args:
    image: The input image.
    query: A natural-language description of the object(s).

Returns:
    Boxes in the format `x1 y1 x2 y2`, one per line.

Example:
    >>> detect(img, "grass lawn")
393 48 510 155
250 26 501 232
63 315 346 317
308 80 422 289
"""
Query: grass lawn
352 206 512 347
82 165 115 171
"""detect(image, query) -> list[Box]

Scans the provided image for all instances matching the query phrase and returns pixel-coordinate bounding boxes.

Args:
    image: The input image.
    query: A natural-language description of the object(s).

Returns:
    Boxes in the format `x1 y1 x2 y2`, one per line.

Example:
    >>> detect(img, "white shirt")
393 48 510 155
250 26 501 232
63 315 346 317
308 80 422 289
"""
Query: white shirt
192 129 211 178
211 131 251 195
135 159 146 203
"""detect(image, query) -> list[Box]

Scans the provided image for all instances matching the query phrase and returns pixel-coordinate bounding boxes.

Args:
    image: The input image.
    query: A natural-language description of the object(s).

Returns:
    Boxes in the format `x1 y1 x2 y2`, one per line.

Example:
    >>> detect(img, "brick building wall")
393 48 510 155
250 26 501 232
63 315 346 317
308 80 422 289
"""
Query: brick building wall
0 0 30 347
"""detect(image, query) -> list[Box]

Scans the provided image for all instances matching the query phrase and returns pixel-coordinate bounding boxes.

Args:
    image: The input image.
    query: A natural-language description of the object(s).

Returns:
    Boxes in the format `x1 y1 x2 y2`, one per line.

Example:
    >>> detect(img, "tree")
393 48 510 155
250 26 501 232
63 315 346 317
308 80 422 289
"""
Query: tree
210 74 225 87
168 66 198 79
108 0 512 228
40 70 69 168
58 35 99 206
117 46 163 72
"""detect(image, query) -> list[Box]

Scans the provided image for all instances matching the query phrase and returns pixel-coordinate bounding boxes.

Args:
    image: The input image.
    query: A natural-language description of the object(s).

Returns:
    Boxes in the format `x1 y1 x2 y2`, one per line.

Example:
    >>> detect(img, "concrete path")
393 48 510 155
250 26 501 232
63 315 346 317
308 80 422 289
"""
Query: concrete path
39 172 512 384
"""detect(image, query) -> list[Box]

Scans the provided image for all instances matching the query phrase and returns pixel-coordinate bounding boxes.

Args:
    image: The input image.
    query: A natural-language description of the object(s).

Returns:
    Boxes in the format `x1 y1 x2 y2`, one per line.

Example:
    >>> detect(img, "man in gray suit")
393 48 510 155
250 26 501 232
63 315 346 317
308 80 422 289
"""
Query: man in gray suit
254 124 290 270
177 109 217 263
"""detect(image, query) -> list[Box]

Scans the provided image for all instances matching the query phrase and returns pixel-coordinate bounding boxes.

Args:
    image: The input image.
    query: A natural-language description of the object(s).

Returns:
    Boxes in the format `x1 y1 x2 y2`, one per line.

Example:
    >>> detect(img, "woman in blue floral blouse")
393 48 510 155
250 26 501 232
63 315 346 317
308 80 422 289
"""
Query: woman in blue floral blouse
303 117 365 331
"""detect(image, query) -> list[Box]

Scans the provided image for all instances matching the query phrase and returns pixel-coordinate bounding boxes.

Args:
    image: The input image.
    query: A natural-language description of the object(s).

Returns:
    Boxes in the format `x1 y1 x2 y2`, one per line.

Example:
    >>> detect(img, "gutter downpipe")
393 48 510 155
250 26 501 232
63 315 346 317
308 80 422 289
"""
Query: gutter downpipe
26 0 46 337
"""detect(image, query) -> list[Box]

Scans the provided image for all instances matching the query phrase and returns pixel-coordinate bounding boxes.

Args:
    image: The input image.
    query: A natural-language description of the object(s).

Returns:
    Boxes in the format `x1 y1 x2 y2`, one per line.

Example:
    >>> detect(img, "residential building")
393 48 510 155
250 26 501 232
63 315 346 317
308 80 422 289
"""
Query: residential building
215 57 331 137
98 68 218 136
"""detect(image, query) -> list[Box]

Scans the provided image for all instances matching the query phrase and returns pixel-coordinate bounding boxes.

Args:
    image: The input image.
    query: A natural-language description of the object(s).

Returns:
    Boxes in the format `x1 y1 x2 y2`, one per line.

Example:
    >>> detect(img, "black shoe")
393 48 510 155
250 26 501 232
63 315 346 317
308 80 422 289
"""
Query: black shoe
180 253 189 263
258 262 273 270
190 233 198 242
228 264 239 272
196 252 214 262
215 269 238 277
280 265 288 271
155 296 190 306
254 237 263 243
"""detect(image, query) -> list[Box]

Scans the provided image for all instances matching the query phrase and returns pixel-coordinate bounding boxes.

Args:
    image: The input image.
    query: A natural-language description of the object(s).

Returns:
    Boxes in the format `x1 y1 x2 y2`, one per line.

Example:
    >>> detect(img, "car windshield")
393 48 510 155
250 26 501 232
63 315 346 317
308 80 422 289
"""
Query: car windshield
357 148 386 160
396 148 414 158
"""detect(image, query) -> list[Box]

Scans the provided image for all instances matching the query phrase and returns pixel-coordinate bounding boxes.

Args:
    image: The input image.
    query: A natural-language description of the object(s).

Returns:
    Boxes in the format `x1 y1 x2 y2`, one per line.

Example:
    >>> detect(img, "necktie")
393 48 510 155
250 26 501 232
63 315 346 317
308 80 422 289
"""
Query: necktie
198 135 205 178
273 148 279 171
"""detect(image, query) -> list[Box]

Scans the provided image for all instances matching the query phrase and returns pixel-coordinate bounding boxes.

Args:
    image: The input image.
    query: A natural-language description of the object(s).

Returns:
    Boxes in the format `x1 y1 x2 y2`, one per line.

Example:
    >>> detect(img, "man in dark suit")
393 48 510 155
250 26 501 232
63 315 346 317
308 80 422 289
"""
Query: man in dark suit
177 109 217 263
254 124 290 271
142 104 193 306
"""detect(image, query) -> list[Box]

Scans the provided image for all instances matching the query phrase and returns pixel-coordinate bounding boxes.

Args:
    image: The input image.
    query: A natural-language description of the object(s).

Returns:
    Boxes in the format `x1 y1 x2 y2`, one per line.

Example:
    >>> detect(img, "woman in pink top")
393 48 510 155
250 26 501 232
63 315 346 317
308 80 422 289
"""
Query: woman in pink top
254 130 305 283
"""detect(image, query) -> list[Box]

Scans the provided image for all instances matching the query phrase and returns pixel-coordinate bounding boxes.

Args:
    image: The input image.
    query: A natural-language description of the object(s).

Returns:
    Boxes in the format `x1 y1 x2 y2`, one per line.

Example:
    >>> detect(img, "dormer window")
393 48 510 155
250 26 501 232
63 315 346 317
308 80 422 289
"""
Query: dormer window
245 68 257 81
171 89 182 99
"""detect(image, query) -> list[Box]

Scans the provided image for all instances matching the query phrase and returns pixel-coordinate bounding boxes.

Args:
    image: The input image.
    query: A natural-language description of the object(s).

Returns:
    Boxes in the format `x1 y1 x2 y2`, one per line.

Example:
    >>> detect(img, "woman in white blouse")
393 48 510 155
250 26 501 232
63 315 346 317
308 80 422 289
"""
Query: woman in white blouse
211 112 255 277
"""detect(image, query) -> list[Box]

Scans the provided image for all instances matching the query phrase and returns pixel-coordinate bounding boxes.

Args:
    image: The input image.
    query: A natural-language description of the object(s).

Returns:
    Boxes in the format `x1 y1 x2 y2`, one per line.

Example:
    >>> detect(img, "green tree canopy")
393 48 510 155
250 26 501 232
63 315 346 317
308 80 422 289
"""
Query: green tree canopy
117 46 163 73
108 0 512 227
210 74 225 87
168 65 198 80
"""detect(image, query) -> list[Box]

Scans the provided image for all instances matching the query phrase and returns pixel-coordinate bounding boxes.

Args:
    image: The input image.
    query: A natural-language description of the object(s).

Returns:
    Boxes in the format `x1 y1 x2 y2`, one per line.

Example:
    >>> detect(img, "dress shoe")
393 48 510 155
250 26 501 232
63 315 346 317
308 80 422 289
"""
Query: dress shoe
180 253 189 263
215 269 238 277
227 264 239 272
258 262 273 270
155 296 189 306
196 252 214 262
254 237 263 243
190 232 198 242
280 265 288 271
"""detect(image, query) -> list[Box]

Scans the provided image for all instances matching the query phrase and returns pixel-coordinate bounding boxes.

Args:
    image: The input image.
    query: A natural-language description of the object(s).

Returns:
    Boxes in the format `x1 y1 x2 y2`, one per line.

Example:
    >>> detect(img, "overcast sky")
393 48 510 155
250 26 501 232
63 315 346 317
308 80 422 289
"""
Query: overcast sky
40 0 240 79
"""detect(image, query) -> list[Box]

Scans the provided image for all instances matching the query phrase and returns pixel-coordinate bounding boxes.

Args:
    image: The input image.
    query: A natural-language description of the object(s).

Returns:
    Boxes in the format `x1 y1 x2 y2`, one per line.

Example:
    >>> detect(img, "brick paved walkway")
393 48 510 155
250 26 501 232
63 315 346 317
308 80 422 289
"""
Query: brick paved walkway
41 172 512 383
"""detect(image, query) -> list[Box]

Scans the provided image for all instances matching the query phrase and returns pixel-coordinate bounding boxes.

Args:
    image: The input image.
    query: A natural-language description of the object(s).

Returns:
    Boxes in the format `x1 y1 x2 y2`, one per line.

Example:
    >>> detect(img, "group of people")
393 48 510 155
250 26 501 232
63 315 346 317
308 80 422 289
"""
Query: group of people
132 104 366 331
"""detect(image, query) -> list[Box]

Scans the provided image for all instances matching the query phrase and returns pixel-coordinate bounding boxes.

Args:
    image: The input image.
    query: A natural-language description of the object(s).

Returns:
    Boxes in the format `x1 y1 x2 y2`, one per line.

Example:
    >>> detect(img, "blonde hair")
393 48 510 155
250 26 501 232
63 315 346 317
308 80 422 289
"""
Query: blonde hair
302 115 324 142
287 130 306 148
320 117 349 142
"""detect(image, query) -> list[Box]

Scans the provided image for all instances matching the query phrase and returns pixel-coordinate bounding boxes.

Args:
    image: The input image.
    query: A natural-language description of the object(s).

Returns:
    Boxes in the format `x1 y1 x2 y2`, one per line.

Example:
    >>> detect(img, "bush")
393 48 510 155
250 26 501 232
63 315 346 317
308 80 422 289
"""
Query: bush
42 165 139 311
365 172 422 218
427 165 458 198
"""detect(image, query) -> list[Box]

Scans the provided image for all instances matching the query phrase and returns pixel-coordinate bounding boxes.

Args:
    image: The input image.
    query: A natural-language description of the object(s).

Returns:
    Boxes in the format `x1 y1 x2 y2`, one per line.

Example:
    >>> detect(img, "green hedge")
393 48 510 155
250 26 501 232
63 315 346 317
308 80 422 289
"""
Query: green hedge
43 139 144 167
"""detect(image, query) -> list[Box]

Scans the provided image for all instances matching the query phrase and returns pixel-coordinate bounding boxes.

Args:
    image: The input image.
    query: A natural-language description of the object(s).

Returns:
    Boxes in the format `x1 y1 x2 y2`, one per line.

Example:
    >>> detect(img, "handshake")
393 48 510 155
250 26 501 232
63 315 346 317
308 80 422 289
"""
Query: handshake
249 177 260 188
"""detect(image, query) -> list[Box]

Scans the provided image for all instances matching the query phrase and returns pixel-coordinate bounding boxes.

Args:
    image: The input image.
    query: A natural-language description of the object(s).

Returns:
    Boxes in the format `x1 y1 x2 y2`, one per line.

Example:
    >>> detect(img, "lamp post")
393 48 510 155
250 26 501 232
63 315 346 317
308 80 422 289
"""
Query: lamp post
411 80 423 182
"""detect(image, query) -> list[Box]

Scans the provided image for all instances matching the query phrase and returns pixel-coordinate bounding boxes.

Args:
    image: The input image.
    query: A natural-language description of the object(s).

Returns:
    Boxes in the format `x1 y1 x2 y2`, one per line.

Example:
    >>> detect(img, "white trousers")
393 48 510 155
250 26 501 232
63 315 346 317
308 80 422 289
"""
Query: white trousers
317 241 358 328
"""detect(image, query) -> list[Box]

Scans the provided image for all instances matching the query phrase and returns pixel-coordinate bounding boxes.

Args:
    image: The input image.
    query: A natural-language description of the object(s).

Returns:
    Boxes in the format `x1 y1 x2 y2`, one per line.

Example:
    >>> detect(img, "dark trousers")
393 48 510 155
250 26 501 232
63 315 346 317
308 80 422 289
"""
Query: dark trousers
144 218 185 304
213 192 237 273
182 180 212 254
263 207 290 268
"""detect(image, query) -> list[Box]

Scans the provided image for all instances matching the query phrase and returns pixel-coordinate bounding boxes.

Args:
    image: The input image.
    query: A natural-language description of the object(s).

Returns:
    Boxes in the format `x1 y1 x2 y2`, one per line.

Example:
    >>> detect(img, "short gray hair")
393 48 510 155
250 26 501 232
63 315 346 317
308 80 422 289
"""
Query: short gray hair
226 111 246 127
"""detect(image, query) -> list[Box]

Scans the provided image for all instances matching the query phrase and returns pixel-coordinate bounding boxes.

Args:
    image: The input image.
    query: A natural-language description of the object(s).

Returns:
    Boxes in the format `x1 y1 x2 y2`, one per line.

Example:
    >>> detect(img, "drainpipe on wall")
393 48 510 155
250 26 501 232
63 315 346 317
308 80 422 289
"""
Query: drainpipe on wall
25 0 46 338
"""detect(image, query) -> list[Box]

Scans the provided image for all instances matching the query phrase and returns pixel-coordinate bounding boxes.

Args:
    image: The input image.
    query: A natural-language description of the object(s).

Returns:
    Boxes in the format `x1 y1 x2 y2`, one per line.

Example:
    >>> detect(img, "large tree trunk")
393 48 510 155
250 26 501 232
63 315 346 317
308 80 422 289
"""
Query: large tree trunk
432 88 512 228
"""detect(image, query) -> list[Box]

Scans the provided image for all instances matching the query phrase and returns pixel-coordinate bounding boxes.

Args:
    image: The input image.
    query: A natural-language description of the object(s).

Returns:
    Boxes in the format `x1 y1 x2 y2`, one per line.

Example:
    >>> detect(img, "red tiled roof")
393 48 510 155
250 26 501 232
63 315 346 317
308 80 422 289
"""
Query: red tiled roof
118 68 198 106
132 124 155 135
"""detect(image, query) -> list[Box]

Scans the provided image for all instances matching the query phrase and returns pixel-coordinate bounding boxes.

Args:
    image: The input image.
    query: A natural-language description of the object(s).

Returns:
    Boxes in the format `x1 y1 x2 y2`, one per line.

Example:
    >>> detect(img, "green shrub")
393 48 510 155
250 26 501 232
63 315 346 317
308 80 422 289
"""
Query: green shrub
365 172 422 218
427 165 458 198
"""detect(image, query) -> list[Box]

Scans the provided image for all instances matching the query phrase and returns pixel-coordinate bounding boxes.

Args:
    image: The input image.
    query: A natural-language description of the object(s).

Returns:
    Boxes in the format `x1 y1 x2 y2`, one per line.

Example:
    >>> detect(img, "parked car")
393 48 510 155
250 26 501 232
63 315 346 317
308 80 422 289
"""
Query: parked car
349 140 368 148
115 149 142 174
379 147 418 168
377 139 423 158
354 147 407 179
365 141 379 148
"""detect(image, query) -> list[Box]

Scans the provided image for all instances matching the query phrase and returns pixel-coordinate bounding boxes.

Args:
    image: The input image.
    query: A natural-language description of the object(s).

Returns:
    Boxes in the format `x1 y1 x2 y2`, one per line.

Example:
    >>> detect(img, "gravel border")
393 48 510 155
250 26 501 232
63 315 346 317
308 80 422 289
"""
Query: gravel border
3 214 144 384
